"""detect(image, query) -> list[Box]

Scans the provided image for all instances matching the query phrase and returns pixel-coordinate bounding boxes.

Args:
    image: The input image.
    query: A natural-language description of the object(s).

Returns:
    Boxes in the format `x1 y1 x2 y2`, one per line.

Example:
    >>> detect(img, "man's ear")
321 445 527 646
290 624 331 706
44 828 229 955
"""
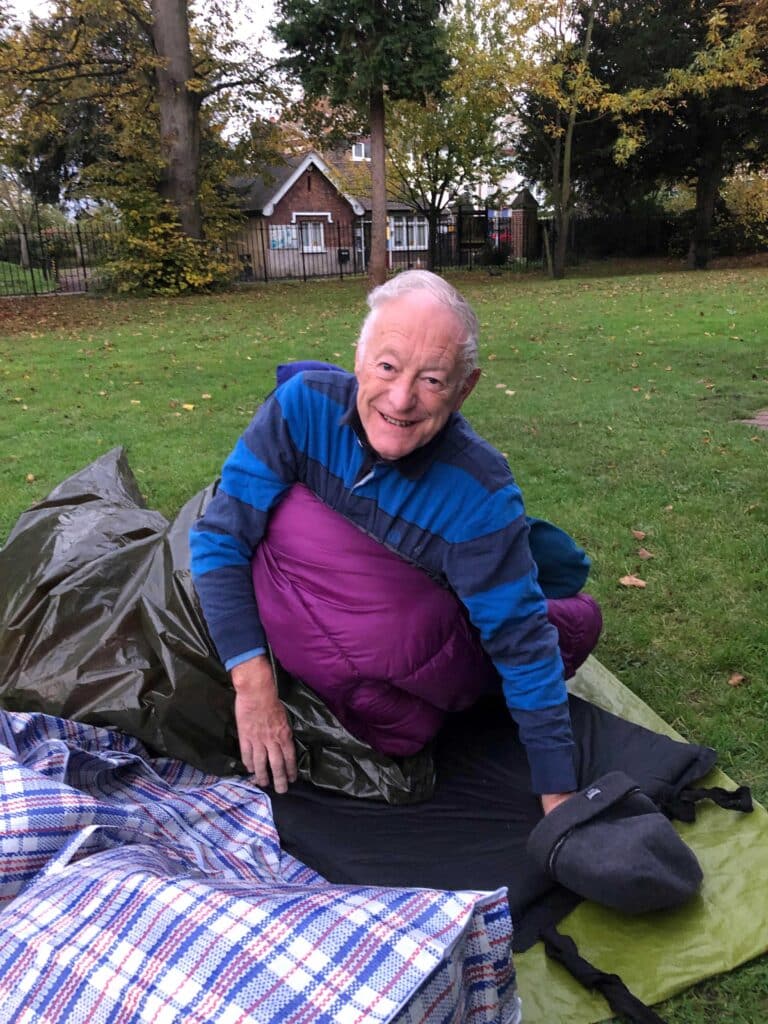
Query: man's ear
454 368 481 411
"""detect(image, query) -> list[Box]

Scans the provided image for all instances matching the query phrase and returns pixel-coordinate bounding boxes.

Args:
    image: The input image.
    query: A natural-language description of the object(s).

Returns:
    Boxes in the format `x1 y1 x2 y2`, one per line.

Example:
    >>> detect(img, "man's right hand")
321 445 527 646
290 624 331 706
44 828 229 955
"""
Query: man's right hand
230 654 297 794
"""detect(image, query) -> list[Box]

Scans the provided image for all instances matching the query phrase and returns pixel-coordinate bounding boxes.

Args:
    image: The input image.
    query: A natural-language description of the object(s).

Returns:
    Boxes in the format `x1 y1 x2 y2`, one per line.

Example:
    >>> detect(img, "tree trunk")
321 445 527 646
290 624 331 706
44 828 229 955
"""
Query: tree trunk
15 220 31 270
368 85 388 287
551 126 567 279
553 208 570 280
687 140 723 270
550 2 595 280
150 0 202 239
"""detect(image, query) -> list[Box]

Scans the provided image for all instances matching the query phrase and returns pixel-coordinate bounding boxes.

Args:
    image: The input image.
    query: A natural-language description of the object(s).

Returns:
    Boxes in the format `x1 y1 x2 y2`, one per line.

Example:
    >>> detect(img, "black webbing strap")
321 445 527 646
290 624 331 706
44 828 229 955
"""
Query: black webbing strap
540 926 668 1024
660 784 753 823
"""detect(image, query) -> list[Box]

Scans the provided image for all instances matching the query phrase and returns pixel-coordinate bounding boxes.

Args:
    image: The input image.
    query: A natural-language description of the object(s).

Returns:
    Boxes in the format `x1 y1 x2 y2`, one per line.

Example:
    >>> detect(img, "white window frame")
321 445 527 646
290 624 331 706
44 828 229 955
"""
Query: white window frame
389 214 429 251
298 220 326 253
289 212 332 254
351 141 371 162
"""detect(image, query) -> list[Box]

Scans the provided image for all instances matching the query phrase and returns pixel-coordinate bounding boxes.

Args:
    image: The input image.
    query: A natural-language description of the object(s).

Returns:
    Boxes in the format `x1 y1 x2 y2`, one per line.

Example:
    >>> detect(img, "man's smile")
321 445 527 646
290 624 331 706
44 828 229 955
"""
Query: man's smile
379 411 418 428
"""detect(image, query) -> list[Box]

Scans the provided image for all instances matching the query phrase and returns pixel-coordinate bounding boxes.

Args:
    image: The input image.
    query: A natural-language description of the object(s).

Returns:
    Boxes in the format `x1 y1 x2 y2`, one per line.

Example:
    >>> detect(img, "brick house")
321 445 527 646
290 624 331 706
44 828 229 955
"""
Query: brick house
234 149 433 279
233 151 366 279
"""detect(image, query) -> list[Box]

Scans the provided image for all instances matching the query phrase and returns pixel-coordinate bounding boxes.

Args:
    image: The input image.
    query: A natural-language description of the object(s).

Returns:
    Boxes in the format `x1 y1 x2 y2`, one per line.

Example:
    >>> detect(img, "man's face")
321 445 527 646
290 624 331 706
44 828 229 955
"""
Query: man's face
354 292 480 461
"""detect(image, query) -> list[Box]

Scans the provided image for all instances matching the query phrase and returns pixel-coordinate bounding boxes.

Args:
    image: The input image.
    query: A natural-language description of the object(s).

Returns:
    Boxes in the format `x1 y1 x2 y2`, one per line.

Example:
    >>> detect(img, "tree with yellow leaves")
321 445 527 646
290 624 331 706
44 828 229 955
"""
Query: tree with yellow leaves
0 0 279 291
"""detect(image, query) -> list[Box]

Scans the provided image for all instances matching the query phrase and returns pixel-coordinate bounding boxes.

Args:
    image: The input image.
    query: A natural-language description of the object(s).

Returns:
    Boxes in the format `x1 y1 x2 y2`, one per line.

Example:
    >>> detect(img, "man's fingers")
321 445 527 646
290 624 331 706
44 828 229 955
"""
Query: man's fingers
283 737 298 784
267 743 289 794
239 738 254 774
234 695 295 791
248 745 271 787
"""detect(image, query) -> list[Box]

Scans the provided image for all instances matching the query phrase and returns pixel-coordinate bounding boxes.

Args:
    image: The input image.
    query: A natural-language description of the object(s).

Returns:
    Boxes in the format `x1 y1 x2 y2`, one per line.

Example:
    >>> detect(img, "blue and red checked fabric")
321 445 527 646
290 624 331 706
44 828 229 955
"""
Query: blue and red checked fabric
0 712 520 1024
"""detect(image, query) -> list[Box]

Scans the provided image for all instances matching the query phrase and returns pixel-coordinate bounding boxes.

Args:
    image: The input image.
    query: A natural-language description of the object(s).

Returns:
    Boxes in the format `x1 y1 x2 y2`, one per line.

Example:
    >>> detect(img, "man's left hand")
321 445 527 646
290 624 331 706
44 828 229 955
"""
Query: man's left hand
541 792 574 815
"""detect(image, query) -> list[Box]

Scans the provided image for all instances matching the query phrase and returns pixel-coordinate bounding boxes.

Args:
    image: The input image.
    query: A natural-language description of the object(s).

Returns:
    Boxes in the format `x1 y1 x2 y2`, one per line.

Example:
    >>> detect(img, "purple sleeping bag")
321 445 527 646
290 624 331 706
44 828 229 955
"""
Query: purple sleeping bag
252 485 601 757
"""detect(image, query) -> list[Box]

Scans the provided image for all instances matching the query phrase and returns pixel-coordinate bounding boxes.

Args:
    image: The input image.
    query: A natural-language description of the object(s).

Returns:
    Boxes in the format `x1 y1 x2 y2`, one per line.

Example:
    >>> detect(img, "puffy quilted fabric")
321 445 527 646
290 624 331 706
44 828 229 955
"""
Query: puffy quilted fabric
252 485 602 758
252 485 497 756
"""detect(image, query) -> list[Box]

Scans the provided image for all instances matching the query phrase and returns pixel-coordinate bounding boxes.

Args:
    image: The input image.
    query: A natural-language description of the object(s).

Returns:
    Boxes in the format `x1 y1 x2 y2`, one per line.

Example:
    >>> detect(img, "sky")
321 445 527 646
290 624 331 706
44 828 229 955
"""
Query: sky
8 0 279 48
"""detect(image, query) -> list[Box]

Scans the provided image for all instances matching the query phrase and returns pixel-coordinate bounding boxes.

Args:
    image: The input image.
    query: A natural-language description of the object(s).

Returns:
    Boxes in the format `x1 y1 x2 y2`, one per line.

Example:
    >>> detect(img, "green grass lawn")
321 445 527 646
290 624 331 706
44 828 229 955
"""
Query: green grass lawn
1 261 767 1021
0 259 57 296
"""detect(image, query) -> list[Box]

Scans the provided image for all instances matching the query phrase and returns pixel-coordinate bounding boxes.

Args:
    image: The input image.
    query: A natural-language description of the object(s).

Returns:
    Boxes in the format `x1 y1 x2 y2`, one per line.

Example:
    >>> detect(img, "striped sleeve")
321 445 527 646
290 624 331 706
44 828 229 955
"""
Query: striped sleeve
444 477 577 794
189 381 303 665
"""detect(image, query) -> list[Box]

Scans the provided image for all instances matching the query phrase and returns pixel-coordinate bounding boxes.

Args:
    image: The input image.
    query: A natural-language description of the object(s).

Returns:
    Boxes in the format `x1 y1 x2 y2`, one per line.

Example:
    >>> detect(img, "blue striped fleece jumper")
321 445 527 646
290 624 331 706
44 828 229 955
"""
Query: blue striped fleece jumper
190 369 577 794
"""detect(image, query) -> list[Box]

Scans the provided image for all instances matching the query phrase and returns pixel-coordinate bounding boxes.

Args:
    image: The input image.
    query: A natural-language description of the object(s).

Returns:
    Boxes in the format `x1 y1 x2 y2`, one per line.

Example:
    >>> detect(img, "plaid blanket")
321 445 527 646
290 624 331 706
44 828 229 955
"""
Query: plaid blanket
0 712 520 1024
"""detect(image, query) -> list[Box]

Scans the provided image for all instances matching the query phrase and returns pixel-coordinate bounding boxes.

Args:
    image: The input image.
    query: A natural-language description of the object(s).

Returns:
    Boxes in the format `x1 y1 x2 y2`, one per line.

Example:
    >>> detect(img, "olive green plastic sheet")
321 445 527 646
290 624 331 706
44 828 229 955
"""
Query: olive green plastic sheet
515 656 768 1024
0 448 433 803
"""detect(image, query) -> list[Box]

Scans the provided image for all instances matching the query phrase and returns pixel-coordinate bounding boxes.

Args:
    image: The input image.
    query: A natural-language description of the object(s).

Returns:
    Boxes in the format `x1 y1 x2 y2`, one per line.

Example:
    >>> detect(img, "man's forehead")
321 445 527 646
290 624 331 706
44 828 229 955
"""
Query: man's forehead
371 294 464 347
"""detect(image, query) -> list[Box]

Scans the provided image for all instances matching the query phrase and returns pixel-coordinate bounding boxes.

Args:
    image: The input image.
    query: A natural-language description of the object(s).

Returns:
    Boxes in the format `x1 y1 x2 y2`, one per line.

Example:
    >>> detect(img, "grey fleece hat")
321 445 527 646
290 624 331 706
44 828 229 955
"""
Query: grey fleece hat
527 771 703 914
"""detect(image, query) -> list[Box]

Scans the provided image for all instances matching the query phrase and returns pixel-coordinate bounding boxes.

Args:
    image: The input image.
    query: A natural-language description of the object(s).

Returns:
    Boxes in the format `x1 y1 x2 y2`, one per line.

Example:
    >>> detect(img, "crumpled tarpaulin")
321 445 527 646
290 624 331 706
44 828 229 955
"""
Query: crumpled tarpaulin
0 710 520 1024
0 447 432 803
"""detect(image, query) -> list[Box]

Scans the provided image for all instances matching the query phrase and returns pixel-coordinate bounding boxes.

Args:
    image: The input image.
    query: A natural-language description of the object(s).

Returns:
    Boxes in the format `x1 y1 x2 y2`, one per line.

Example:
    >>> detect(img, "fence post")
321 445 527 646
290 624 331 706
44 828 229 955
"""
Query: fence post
76 222 89 292
337 221 343 281
299 223 307 282
22 226 38 296
259 222 269 282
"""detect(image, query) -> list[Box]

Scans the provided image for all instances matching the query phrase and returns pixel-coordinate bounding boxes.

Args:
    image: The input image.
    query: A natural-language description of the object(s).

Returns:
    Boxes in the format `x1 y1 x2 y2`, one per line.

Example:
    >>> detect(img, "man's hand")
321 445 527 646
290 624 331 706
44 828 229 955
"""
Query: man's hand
231 655 297 794
541 792 574 816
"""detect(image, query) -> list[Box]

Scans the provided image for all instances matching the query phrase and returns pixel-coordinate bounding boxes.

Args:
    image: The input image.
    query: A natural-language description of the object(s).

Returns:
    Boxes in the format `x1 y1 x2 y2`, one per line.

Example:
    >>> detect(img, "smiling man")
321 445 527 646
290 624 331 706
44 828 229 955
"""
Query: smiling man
190 271 584 814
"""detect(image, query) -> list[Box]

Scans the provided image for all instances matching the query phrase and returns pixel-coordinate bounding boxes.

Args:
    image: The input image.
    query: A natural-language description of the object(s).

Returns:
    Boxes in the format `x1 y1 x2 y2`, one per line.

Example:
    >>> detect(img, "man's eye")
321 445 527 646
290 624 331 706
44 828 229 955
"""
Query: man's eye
378 362 395 373
423 376 443 388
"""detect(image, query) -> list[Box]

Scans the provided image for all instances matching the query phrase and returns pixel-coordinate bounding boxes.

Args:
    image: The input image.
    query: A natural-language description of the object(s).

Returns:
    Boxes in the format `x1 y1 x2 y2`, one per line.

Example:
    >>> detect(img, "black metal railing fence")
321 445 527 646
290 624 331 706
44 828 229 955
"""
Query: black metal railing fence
1 211 550 297
0 221 122 297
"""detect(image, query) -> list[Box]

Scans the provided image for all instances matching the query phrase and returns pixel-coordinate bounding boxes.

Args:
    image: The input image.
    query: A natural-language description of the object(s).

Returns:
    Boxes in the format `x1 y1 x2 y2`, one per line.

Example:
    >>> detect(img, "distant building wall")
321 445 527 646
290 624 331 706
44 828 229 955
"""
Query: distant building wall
270 165 357 225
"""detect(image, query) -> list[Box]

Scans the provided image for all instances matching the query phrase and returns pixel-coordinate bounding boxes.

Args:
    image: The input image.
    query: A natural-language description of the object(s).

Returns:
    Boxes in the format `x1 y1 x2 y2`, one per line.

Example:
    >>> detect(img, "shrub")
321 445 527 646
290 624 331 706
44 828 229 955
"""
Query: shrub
98 217 238 296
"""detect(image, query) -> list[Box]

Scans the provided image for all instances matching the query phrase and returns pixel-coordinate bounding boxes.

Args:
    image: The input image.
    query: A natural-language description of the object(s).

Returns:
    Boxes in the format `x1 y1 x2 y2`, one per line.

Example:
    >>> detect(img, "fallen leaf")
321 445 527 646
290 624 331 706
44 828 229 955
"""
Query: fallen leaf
631 529 646 540
495 383 506 389
727 672 745 687
130 399 141 405
663 504 674 511
201 393 212 399
505 389 516 396
25 472 36 483
637 547 654 560
619 574 647 588
182 403 195 411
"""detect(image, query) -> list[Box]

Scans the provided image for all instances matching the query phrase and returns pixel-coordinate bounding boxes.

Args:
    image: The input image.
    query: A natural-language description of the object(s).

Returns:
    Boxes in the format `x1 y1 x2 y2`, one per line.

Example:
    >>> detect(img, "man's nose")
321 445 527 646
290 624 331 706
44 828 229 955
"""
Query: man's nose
389 377 418 411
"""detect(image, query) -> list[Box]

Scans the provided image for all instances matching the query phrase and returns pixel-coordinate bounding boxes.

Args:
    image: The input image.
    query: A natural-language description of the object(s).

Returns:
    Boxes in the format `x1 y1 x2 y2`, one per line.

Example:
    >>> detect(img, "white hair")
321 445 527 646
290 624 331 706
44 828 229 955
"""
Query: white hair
357 270 480 378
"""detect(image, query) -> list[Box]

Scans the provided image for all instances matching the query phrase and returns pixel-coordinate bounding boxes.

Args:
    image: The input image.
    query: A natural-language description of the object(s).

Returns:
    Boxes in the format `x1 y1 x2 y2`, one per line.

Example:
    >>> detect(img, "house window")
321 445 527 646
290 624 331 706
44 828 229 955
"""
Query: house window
351 141 371 161
299 220 325 253
389 214 428 251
